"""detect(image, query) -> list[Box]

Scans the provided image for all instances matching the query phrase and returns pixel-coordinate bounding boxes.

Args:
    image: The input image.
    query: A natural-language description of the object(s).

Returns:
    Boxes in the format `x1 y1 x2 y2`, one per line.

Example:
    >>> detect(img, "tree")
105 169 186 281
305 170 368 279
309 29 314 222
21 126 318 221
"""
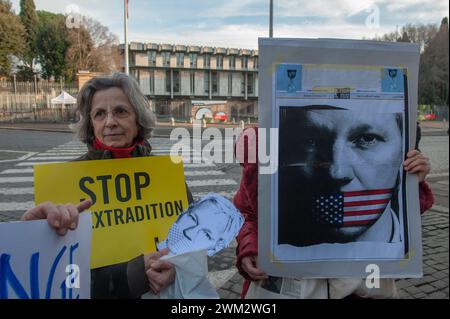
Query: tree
402 23 438 50
35 11 69 80
19 0 38 76
397 31 411 43
419 18 449 106
64 15 120 81
0 0 25 75
369 20 447 107
83 17 121 73
65 24 96 81
371 23 438 51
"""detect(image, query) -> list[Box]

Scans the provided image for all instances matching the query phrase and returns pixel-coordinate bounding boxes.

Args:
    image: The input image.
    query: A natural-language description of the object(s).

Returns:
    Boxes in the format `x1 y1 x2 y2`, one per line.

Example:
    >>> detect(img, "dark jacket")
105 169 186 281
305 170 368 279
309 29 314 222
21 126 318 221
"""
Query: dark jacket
75 140 193 299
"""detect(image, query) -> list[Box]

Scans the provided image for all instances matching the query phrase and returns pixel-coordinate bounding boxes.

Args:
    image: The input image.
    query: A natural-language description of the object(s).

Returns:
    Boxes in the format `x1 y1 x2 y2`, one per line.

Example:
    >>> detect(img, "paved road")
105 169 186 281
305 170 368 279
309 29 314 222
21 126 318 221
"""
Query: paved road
0 129 447 299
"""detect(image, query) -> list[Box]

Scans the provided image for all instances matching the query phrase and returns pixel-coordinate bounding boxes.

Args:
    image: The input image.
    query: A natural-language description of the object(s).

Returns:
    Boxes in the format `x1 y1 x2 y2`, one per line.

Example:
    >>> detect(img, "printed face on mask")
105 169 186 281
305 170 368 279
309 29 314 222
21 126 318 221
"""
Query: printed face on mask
280 109 403 242
166 201 232 255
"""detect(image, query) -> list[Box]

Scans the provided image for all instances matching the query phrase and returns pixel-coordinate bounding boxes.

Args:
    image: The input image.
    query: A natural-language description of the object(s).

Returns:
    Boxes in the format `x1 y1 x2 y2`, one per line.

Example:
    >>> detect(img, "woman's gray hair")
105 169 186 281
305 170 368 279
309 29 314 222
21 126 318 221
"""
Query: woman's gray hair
72 72 156 144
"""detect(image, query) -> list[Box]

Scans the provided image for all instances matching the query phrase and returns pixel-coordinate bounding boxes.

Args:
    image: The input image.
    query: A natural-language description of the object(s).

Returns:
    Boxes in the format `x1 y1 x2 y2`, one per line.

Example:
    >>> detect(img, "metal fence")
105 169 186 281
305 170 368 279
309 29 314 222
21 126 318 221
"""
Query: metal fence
0 80 78 95
0 93 77 122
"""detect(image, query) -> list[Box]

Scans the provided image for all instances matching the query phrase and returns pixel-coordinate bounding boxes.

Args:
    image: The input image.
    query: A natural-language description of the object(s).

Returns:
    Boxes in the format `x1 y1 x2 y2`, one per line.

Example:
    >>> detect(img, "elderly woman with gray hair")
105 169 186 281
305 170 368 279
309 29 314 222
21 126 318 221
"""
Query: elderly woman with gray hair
21 73 193 298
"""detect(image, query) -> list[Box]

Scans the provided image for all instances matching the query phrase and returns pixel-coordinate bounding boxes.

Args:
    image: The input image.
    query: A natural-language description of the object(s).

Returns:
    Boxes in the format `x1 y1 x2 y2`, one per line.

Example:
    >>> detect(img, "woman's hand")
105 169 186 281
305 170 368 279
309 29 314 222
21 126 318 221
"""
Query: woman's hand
403 150 431 182
241 255 268 281
21 199 92 236
144 248 176 294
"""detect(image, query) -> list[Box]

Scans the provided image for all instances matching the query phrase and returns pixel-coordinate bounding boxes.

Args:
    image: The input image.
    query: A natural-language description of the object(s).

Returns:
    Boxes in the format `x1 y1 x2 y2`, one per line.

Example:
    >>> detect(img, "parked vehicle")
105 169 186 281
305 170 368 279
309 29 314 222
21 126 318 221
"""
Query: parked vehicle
213 112 227 122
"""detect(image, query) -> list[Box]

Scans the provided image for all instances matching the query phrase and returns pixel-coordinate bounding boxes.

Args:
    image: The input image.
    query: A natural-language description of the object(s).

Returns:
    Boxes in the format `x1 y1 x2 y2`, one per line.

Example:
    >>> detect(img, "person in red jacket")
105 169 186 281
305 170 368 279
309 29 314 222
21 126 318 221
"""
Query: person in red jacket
234 127 434 299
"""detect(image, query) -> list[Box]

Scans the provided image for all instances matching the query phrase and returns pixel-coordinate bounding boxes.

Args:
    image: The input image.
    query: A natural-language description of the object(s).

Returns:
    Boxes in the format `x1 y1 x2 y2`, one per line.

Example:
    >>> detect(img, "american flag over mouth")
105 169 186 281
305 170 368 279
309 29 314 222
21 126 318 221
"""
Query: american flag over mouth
312 189 393 227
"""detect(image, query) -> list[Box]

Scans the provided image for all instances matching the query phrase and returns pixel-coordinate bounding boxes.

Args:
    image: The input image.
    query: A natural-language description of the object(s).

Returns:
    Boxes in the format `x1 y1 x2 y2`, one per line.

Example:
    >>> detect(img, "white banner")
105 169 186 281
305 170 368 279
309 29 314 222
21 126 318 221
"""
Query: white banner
0 212 92 299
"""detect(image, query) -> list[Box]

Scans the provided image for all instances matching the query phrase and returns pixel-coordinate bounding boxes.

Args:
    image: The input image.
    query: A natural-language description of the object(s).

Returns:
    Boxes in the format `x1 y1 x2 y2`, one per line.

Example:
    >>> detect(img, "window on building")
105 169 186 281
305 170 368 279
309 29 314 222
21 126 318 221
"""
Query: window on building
148 51 156 66
173 71 180 93
231 106 238 117
190 72 195 95
204 71 210 93
247 73 254 95
229 56 236 69
165 70 171 93
131 69 138 81
242 56 248 69
211 72 218 94
254 57 259 69
241 75 245 94
228 73 233 96
204 54 211 68
150 70 155 94
176 53 184 67
190 53 198 68
216 55 223 69
162 52 171 67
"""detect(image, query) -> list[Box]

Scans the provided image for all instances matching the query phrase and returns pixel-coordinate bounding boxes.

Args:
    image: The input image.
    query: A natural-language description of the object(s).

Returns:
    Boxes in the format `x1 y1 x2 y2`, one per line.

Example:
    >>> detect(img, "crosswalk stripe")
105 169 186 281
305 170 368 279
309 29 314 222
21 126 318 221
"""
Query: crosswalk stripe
150 149 175 153
183 163 216 168
49 147 87 150
27 156 79 161
154 153 205 158
16 161 64 166
51 145 86 148
0 201 34 212
184 170 225 176
0 187 34 195
40 152 86 156
49 149 86 152
0 176 34 183
60 145 84 147
0 169 34 174
187 179 237 187
192 191 236 199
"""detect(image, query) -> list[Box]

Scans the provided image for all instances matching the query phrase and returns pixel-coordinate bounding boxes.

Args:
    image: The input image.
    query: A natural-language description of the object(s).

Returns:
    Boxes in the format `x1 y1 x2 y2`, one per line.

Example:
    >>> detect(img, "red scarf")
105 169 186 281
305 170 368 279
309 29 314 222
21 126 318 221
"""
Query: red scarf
93 137 144 158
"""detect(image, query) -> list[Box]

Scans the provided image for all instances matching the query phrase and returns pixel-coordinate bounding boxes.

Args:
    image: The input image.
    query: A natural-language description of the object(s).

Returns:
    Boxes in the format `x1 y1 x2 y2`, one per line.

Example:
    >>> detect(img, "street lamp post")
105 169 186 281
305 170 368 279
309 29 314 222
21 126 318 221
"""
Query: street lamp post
13 73 17 114
269 0 273 38
124 0 129 75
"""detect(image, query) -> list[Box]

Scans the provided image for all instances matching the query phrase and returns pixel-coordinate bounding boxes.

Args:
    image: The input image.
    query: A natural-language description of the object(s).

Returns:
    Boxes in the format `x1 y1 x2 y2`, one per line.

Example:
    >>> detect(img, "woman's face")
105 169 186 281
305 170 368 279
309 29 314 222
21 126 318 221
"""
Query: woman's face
90 87 138 148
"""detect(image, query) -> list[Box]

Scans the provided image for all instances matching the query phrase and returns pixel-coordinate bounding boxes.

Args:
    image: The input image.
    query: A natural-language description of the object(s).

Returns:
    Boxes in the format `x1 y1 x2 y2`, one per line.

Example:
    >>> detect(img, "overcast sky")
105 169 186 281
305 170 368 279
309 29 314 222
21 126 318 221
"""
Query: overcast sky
10 0 449 49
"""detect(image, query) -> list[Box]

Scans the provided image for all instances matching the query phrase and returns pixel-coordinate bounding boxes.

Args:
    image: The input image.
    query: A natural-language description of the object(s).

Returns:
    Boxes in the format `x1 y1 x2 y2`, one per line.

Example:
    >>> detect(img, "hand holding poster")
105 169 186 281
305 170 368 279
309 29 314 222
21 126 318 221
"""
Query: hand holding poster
34 156 188 269
0 213 92 299
258 38 422 278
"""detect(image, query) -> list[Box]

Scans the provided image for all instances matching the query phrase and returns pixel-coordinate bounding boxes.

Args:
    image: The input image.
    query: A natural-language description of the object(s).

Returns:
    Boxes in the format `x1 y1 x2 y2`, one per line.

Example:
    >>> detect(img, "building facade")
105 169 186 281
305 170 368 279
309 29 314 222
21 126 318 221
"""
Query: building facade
127 42 259 122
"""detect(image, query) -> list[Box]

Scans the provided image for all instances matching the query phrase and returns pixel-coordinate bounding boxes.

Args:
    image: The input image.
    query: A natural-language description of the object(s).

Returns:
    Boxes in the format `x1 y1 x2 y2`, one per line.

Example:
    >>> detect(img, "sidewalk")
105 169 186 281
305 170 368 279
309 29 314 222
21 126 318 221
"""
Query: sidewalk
420 121 449 136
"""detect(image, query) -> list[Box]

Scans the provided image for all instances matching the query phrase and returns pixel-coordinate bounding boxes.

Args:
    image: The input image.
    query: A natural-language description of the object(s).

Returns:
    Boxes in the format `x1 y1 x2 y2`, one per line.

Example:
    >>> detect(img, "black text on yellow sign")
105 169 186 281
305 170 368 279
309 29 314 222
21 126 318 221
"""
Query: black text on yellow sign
79 172 184 229
34 156 188 269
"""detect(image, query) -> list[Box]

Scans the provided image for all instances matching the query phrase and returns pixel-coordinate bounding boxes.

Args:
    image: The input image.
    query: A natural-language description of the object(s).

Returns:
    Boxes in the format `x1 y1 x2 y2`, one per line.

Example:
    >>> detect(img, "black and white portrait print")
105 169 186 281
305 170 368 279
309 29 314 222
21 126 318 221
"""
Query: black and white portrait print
278 105 406 248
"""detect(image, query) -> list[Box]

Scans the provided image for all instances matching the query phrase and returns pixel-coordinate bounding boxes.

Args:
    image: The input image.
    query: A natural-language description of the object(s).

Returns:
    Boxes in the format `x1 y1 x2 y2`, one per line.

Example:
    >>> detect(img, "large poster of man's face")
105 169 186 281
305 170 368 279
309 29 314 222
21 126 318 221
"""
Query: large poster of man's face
278 106 405 250
259 40 422 278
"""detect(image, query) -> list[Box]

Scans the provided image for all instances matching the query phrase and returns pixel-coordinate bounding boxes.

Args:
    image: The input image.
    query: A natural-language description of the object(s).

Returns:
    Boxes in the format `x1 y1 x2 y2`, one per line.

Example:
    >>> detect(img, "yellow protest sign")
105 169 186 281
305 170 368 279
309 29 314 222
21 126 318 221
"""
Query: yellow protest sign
34 156 188 269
